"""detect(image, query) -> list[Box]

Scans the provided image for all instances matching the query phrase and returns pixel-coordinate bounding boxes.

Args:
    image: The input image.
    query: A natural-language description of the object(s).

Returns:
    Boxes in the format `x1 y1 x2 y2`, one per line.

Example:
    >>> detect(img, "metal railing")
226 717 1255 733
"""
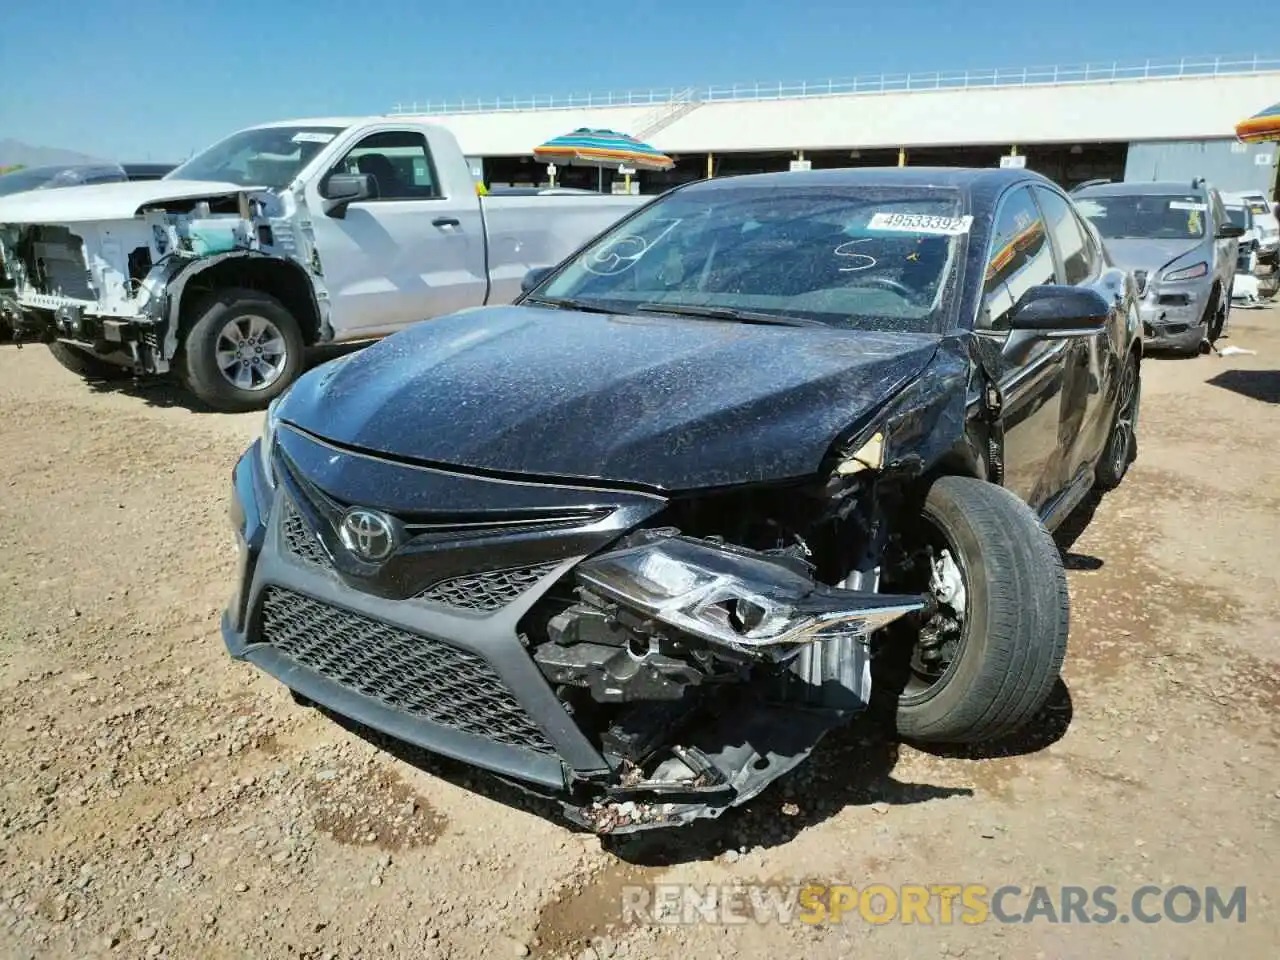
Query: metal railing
390 54 1280 116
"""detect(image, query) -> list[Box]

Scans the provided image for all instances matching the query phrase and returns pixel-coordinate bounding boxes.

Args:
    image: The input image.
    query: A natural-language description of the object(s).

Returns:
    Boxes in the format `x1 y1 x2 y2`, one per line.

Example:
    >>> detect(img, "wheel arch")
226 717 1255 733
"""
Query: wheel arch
170 254 324 351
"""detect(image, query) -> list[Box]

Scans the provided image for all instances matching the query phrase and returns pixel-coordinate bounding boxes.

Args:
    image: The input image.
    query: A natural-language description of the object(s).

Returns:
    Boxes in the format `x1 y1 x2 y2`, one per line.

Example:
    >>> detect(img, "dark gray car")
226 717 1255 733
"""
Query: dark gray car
1070 179 1244 355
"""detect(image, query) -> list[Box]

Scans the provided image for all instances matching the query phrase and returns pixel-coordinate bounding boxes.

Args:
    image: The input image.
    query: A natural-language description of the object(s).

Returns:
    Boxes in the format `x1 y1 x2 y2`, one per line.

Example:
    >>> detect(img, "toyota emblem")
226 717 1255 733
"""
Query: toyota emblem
338 508 398 562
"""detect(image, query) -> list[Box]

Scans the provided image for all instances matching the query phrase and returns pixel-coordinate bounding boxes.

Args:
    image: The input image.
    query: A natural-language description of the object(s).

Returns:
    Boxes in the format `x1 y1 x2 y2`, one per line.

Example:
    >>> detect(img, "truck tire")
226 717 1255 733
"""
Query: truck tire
890 475 1069 744
179 288 305 413
47 342 134 381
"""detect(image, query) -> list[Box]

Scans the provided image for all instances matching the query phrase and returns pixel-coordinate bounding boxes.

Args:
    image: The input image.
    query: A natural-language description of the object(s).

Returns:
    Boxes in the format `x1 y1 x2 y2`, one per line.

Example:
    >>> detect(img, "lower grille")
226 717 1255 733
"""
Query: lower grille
282 500 331 568
258 587 556 754
414 562 560 611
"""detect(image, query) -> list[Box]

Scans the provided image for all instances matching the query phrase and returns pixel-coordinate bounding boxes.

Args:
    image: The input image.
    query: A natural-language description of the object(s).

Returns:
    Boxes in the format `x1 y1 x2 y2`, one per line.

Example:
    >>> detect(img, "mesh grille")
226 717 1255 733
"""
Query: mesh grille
414 563 560 611
281 501 331 568
258 587 556 754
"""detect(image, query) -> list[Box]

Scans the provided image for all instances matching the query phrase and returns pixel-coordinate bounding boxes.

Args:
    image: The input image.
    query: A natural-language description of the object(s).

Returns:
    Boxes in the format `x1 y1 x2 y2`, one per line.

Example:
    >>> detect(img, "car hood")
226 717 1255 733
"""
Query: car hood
1103 238 1206 275
278 305 943 491
0 179 267 223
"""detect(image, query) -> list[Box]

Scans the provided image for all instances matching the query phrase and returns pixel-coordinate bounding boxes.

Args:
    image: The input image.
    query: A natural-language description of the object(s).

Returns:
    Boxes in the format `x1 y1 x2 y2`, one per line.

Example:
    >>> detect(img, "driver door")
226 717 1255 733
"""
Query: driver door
975 185 1067 515
308 129 487 339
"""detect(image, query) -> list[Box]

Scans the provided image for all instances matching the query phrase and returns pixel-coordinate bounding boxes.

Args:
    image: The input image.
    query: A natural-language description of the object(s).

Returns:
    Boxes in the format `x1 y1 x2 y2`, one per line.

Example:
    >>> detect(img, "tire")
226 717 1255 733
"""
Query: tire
1094 351 1139 491
179 287 305 413
1204 284 1225 343
892 476 1070 744
47 342 134 381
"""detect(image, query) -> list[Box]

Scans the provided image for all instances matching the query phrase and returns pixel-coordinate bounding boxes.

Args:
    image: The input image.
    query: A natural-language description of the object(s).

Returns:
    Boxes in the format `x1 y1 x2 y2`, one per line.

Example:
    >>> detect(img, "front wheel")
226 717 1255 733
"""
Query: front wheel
880 476 1070 744
179 288 305 413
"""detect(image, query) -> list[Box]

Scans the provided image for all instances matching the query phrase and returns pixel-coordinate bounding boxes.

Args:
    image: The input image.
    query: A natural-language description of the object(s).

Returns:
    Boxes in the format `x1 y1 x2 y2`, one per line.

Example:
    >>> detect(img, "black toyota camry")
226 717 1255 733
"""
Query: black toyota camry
222 166 1142 833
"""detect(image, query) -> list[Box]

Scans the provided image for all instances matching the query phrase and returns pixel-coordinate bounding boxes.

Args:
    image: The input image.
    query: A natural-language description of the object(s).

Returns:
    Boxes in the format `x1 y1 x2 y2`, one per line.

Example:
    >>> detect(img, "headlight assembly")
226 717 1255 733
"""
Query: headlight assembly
577 534 924 657
259 394 284 488
1163 261 1208 282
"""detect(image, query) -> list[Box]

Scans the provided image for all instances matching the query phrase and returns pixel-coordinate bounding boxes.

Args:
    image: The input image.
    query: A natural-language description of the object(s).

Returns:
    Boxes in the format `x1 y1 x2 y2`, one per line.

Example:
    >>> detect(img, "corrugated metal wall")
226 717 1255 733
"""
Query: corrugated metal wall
1124 138 1278 196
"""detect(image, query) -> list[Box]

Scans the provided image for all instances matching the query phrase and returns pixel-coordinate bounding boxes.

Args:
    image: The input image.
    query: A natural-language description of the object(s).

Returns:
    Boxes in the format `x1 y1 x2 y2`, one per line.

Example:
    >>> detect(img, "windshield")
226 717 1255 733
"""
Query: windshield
0 163 127 196
1073 193 1208 240
165 125 347 189
531 184 968 333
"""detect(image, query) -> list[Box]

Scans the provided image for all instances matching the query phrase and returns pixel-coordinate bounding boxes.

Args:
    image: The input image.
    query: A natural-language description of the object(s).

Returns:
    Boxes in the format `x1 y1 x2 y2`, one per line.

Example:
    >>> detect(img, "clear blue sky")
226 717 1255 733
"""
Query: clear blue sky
0 0 1268 161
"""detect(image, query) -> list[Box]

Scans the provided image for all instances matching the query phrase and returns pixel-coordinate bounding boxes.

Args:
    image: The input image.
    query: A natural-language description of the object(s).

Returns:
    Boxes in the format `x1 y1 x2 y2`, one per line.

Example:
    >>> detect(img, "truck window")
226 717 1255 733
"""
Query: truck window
333 131 441 200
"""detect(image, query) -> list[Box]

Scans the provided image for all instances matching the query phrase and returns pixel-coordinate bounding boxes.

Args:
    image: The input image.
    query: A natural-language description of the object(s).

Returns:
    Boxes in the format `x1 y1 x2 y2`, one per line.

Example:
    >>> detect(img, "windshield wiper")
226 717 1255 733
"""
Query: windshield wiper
523 296 617 315
634 303 824 327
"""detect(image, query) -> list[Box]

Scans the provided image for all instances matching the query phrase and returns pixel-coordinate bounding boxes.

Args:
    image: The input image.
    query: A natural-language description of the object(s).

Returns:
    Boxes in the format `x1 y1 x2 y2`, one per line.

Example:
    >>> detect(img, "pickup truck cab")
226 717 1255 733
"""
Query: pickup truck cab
0 117 645 411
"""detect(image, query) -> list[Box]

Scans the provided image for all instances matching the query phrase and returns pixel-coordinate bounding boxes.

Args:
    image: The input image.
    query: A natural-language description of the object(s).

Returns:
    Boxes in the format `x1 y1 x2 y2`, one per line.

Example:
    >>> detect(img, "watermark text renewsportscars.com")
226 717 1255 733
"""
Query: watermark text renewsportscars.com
621 883 1247 926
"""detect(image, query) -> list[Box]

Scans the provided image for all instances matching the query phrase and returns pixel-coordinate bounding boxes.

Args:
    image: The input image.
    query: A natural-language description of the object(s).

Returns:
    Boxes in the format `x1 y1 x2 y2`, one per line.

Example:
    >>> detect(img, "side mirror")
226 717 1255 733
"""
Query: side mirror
322 173 376 219
1216 223 1246 240
520 266 555 294
1003 284 1110 333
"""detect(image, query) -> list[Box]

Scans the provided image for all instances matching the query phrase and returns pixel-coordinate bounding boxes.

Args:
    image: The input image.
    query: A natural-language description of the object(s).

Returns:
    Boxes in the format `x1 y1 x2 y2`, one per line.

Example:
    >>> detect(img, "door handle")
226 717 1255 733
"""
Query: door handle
433 217 460 228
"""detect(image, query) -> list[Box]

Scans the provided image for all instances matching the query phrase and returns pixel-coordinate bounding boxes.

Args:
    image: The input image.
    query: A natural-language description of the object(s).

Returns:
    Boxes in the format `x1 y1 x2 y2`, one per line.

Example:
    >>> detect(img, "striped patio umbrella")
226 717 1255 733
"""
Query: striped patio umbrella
533 128 674 171
1235 102 1280 143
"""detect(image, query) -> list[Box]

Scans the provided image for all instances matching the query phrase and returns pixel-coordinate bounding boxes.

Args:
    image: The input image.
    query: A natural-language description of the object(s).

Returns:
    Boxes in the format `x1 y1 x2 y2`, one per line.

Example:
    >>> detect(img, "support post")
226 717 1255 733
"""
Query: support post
898 147 907 167
706 152 714 179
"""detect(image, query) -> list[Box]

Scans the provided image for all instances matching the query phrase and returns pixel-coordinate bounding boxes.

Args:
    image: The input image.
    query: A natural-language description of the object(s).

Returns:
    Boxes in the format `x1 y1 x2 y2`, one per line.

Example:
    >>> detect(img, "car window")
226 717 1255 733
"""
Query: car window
332 130 440 200
1033 186 1094 285
1074 193 1208 240
978 185 1055 331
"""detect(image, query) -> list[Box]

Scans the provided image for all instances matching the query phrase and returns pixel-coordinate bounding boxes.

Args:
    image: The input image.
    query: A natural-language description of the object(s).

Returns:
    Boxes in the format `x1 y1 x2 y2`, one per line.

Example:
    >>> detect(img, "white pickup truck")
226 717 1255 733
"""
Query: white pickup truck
0 117 646 411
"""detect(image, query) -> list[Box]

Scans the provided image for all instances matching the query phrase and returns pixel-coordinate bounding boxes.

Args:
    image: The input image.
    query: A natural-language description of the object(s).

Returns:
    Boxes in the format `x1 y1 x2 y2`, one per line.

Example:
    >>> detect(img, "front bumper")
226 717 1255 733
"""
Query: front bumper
220 428 902 832
1136 280 1211 350
221 439 637 794
7 299 155 349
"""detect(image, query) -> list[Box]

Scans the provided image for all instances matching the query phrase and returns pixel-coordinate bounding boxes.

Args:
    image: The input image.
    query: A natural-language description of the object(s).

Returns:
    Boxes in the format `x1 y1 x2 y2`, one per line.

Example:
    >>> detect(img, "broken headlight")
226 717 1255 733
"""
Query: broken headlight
259 394 284 489
577 534 923 655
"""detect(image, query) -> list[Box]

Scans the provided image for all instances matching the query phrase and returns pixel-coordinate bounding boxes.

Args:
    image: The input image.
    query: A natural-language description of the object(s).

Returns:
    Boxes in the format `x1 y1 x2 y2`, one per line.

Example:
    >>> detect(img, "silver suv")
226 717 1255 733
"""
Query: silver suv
1070 178 1245 355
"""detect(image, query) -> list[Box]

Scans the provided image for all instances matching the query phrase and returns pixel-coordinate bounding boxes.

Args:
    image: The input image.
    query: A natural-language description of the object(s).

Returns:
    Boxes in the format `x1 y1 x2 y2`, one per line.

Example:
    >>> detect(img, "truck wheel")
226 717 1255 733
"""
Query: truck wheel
180 288 305 413
47 343 134 381
884 475 1069 744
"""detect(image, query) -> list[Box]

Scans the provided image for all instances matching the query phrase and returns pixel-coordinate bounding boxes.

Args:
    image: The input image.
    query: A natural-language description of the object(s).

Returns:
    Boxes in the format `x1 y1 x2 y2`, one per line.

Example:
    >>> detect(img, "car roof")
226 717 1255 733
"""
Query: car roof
1074 180 1208 197
683 165 1054 195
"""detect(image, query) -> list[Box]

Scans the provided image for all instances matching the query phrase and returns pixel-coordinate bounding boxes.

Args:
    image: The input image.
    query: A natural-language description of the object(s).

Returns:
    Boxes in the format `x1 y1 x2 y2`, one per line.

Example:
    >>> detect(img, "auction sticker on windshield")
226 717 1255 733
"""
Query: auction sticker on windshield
867 213 974 235
1168 201 1207 211
292 131 336 144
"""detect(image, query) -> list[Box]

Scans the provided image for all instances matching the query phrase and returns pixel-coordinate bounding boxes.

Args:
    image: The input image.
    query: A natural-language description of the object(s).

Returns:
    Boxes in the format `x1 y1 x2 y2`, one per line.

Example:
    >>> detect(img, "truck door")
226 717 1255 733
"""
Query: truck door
309 128 488 339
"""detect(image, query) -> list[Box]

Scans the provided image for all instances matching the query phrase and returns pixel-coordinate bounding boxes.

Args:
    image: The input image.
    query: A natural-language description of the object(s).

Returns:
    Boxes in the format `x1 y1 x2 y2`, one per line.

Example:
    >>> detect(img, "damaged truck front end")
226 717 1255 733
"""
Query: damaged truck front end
0 187 323 373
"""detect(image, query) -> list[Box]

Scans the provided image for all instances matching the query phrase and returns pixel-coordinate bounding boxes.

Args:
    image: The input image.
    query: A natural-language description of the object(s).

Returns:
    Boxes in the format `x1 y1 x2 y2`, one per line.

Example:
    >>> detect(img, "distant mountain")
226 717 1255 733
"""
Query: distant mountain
0 139 103 168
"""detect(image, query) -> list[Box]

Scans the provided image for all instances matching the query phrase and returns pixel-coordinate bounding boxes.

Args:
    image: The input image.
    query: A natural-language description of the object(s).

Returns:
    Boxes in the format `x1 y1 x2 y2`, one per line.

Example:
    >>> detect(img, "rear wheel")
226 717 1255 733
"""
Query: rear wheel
1094 352 1140 491
47 342 134 381
880 476 1070 744
179 288 305 412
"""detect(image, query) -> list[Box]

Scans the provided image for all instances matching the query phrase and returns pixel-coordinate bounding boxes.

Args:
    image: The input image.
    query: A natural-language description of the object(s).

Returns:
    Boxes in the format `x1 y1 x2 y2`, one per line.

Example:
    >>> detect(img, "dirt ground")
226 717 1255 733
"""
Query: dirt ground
1 304 1278 960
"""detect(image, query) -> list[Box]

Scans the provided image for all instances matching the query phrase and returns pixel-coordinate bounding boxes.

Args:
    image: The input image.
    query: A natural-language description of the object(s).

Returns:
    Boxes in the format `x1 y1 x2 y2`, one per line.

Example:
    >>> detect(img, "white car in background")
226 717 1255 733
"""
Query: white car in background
1224 191 1278 265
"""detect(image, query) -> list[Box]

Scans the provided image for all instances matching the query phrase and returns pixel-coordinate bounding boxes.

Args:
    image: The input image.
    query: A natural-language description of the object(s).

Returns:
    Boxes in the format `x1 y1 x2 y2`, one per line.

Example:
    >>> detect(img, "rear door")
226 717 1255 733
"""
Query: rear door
308 128 488 339
976 184 1065 513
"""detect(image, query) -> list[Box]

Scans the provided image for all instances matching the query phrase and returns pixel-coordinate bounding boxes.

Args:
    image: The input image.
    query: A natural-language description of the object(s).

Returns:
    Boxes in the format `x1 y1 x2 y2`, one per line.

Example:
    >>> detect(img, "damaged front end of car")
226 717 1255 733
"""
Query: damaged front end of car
531 526 927 832
0 187 326 371
224 323 981 834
